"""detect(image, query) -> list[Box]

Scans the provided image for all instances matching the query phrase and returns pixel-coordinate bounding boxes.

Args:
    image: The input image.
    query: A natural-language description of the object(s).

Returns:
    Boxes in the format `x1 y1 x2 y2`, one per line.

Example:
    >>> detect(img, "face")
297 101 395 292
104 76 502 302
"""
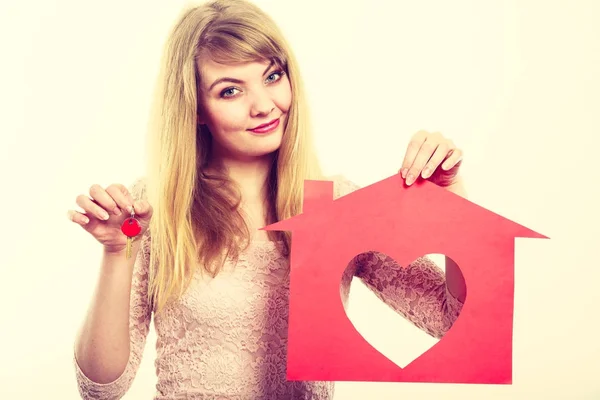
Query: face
197 58 292 164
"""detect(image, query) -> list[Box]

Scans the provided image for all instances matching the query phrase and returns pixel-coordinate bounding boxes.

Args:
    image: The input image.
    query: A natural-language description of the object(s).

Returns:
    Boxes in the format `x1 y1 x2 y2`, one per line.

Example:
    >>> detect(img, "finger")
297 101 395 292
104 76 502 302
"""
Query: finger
406 138 439 185
132 199 153 220
441 148 463 170
76 193 111 221
105 184 135 215
67 209 90 225
400 130 428 179
422 142 452 179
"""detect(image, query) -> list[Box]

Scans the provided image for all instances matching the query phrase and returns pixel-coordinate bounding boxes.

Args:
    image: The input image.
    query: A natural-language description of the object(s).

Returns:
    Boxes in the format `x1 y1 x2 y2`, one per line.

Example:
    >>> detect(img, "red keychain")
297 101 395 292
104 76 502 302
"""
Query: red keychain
121 205 142 259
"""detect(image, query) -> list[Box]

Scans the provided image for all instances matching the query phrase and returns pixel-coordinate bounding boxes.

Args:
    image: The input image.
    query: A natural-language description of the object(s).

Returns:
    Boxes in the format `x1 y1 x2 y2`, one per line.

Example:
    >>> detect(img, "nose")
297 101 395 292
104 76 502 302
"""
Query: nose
249 89 275 117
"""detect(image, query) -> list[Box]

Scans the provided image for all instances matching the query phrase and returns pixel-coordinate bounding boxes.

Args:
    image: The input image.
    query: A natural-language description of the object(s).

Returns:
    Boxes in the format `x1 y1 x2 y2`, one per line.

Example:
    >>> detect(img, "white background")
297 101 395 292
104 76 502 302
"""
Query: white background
1 0 599 398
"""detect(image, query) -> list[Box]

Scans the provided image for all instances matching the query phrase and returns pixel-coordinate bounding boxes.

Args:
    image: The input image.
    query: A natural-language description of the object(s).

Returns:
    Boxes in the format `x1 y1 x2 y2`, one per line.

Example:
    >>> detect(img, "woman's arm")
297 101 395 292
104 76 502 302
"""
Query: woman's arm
353 252 463 339
73 179 153 399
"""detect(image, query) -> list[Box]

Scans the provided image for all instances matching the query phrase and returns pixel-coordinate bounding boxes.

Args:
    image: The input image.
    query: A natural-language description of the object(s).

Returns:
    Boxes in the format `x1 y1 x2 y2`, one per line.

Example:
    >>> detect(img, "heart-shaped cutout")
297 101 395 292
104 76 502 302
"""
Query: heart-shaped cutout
342 252 465 369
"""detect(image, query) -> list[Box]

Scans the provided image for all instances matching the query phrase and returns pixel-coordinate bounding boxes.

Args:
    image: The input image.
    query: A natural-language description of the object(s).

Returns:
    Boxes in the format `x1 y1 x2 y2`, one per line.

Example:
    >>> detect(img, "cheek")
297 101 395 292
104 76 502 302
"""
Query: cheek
275 80 293 113
205 103 248 133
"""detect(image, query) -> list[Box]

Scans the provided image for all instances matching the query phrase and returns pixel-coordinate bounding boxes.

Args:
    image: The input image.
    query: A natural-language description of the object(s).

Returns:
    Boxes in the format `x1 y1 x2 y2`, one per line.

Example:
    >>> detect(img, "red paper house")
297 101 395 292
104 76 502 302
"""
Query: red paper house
261 173 548 384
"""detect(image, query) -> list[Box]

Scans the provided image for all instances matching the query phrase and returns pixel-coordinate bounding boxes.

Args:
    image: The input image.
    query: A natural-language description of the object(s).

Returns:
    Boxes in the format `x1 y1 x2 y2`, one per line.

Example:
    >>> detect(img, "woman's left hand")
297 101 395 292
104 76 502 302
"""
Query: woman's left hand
399 130 463 187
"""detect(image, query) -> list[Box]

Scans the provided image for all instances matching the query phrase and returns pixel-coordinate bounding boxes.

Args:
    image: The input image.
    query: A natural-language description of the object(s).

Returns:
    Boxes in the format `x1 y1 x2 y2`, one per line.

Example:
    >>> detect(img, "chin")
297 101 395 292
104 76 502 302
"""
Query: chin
252 141 282 158
247 128 284 153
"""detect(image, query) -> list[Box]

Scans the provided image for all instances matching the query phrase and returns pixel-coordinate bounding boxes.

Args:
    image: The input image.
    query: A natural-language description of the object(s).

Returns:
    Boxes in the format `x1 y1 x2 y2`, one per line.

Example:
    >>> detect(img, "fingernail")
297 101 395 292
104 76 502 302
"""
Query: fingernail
401 169 407 179
422 168 430 179
406 174 414 185
82 217 89 224
102 211 110 220
114 207 122 216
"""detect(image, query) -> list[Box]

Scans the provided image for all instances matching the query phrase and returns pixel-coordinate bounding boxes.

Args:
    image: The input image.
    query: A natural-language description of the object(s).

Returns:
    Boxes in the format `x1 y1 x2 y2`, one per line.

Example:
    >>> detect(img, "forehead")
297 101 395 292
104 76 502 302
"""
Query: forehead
197 58 272 84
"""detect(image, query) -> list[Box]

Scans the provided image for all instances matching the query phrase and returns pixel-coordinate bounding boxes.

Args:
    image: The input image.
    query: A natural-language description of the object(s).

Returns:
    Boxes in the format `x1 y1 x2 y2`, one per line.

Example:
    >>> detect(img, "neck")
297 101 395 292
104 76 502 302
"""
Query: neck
209 154 274 203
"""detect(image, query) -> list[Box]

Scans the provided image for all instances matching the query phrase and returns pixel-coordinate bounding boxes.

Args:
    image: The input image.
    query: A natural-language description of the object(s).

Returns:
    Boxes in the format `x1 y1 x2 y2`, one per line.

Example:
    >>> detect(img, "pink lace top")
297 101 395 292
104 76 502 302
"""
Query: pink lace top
74 177 464 400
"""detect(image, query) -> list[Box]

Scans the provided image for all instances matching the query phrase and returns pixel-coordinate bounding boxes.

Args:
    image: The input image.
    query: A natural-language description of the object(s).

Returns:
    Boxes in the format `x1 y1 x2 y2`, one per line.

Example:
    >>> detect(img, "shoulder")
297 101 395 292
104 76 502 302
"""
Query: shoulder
327 174 361 199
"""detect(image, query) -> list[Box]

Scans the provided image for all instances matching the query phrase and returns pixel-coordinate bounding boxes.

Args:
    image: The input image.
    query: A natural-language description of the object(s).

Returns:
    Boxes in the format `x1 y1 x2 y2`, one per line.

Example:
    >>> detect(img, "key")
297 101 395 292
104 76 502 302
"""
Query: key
121 206 142 259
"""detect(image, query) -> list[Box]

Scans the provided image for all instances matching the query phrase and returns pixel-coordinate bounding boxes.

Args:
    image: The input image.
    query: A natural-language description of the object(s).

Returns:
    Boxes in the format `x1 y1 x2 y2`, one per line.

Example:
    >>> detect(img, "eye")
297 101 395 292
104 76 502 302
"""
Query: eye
266 70 285 84
220 87 240 98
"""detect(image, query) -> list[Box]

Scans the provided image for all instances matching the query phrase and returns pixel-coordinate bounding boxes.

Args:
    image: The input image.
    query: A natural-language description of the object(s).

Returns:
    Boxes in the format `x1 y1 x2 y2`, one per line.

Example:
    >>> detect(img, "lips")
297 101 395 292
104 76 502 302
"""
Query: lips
248 118 280 134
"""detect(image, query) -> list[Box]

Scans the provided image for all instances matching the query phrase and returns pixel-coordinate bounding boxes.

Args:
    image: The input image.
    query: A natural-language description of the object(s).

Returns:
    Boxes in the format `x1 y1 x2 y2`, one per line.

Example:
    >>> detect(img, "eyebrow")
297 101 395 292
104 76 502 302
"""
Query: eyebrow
207 60 276 92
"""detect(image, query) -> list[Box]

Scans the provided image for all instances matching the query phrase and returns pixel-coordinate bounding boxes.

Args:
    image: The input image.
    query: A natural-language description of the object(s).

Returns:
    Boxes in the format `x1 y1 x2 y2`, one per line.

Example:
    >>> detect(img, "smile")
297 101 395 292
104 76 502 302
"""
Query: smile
248 118 280 134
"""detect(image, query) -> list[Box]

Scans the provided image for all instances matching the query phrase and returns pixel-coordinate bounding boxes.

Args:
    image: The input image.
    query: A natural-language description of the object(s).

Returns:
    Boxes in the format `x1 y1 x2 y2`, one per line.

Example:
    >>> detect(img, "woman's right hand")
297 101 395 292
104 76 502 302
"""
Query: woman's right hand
67 183 153 254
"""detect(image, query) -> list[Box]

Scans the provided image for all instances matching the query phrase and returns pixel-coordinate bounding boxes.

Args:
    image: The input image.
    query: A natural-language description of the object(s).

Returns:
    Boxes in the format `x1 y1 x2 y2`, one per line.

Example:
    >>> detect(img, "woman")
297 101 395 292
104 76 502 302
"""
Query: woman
68 0 466 398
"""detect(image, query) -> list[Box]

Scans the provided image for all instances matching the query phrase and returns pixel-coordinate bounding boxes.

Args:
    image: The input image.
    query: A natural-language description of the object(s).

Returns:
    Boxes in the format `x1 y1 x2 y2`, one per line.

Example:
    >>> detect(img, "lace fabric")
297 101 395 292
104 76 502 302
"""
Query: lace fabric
74 176 463 399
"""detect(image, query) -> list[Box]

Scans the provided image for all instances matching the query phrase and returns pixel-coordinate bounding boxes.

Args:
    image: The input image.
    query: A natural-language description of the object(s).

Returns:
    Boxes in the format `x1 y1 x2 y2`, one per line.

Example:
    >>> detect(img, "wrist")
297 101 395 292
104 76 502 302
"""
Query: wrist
102 241 142 260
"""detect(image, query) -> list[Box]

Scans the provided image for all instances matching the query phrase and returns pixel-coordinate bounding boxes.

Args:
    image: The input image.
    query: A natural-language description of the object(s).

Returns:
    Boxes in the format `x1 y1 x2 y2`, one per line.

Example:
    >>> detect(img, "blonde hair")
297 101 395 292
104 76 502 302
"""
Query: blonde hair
142 0 323 314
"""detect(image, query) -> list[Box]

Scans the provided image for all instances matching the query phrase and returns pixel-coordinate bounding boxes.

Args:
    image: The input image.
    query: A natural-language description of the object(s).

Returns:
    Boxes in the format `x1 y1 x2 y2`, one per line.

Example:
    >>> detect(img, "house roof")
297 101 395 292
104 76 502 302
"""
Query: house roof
261 174 548 240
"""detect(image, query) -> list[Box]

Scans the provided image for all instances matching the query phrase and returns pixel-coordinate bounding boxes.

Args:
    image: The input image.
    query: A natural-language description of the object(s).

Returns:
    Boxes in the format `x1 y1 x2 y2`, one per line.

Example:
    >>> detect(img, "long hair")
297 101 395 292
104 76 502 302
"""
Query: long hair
143 0 323 314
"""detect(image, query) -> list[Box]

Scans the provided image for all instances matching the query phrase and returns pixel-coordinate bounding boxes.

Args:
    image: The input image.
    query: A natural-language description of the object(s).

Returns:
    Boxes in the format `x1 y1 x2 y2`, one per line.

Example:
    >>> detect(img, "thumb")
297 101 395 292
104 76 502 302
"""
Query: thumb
133 200 153 221
429 160 462 187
